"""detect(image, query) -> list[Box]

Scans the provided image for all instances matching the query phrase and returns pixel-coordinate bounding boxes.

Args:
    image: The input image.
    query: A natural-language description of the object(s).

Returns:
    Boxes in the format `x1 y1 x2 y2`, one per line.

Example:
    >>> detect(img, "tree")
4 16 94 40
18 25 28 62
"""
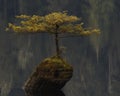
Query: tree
6 11 100 92
6 11 100 57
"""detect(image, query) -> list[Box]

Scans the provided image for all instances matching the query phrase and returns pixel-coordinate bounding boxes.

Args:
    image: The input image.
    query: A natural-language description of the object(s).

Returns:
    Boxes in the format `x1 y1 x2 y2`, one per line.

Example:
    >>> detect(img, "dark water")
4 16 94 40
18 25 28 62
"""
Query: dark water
0 0 120 96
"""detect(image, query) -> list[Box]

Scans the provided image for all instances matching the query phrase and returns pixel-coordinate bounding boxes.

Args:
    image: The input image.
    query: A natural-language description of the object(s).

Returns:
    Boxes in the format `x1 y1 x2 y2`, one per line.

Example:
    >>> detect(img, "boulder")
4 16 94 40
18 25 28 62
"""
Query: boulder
23 56 73 93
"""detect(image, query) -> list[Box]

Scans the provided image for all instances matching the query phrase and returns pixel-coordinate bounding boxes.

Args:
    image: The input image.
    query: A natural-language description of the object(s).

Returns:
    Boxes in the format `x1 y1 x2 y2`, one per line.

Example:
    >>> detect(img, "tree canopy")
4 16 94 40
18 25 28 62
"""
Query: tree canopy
6 12 100 36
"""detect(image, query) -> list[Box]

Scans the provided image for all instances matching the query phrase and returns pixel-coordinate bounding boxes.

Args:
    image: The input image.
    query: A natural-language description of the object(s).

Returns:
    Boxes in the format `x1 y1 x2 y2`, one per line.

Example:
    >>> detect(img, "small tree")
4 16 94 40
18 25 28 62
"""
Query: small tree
6 12 100 57
6 12 100 91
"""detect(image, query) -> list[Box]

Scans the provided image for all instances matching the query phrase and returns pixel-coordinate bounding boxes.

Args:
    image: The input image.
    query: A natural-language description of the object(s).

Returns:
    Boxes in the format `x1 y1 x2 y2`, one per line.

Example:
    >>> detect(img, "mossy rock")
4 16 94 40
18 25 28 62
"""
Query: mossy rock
24 56 73 93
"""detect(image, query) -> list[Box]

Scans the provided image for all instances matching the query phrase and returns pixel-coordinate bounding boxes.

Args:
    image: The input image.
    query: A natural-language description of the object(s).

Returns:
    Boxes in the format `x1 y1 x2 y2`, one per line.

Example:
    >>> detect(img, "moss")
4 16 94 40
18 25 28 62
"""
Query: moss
24 56 73 91
40 56 72 69
32 56 73 80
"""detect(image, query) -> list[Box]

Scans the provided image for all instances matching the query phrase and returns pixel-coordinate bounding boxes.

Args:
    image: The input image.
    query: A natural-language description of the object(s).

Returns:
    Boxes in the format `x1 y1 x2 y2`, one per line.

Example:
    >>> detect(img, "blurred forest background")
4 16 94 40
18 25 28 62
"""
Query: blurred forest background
0 0 120 96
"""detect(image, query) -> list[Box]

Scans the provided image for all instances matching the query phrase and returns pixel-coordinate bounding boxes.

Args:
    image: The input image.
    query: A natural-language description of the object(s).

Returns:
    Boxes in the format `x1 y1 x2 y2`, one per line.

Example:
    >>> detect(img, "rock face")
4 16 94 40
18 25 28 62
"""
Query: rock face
25 90 65 96
23 56 73 93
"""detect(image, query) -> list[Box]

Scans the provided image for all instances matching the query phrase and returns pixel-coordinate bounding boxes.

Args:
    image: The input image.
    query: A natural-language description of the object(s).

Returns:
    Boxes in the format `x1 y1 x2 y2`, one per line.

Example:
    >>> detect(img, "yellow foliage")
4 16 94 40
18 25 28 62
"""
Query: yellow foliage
6 12 100 35
16 15 31 19
44 12 79 25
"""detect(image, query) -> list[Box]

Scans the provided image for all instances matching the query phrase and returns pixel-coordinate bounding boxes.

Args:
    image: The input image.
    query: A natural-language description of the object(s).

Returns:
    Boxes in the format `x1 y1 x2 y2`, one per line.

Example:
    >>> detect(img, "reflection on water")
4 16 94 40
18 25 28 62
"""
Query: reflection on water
25 90 65 96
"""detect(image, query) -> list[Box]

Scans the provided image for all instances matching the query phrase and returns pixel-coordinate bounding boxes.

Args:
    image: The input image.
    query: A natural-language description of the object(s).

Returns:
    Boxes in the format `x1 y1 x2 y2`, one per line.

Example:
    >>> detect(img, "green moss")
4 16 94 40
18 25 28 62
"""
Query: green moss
41 56 72 69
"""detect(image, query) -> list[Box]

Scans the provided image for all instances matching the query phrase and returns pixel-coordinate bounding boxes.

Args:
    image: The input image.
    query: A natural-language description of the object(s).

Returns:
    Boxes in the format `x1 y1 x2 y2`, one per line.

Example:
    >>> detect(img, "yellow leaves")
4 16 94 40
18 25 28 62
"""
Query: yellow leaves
80 31 93 36
20 15 43 26
91 29 101 34
74 23 84 32
6 23 22 32
59 24 74 33
16 15 31 19
64 15 80 22
6 15 46 33
6 11 100 36
44 12 80 25
79 28 100 36
30 15 43 23
44 12 66 25
20 21 31 26
25 26 35 32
